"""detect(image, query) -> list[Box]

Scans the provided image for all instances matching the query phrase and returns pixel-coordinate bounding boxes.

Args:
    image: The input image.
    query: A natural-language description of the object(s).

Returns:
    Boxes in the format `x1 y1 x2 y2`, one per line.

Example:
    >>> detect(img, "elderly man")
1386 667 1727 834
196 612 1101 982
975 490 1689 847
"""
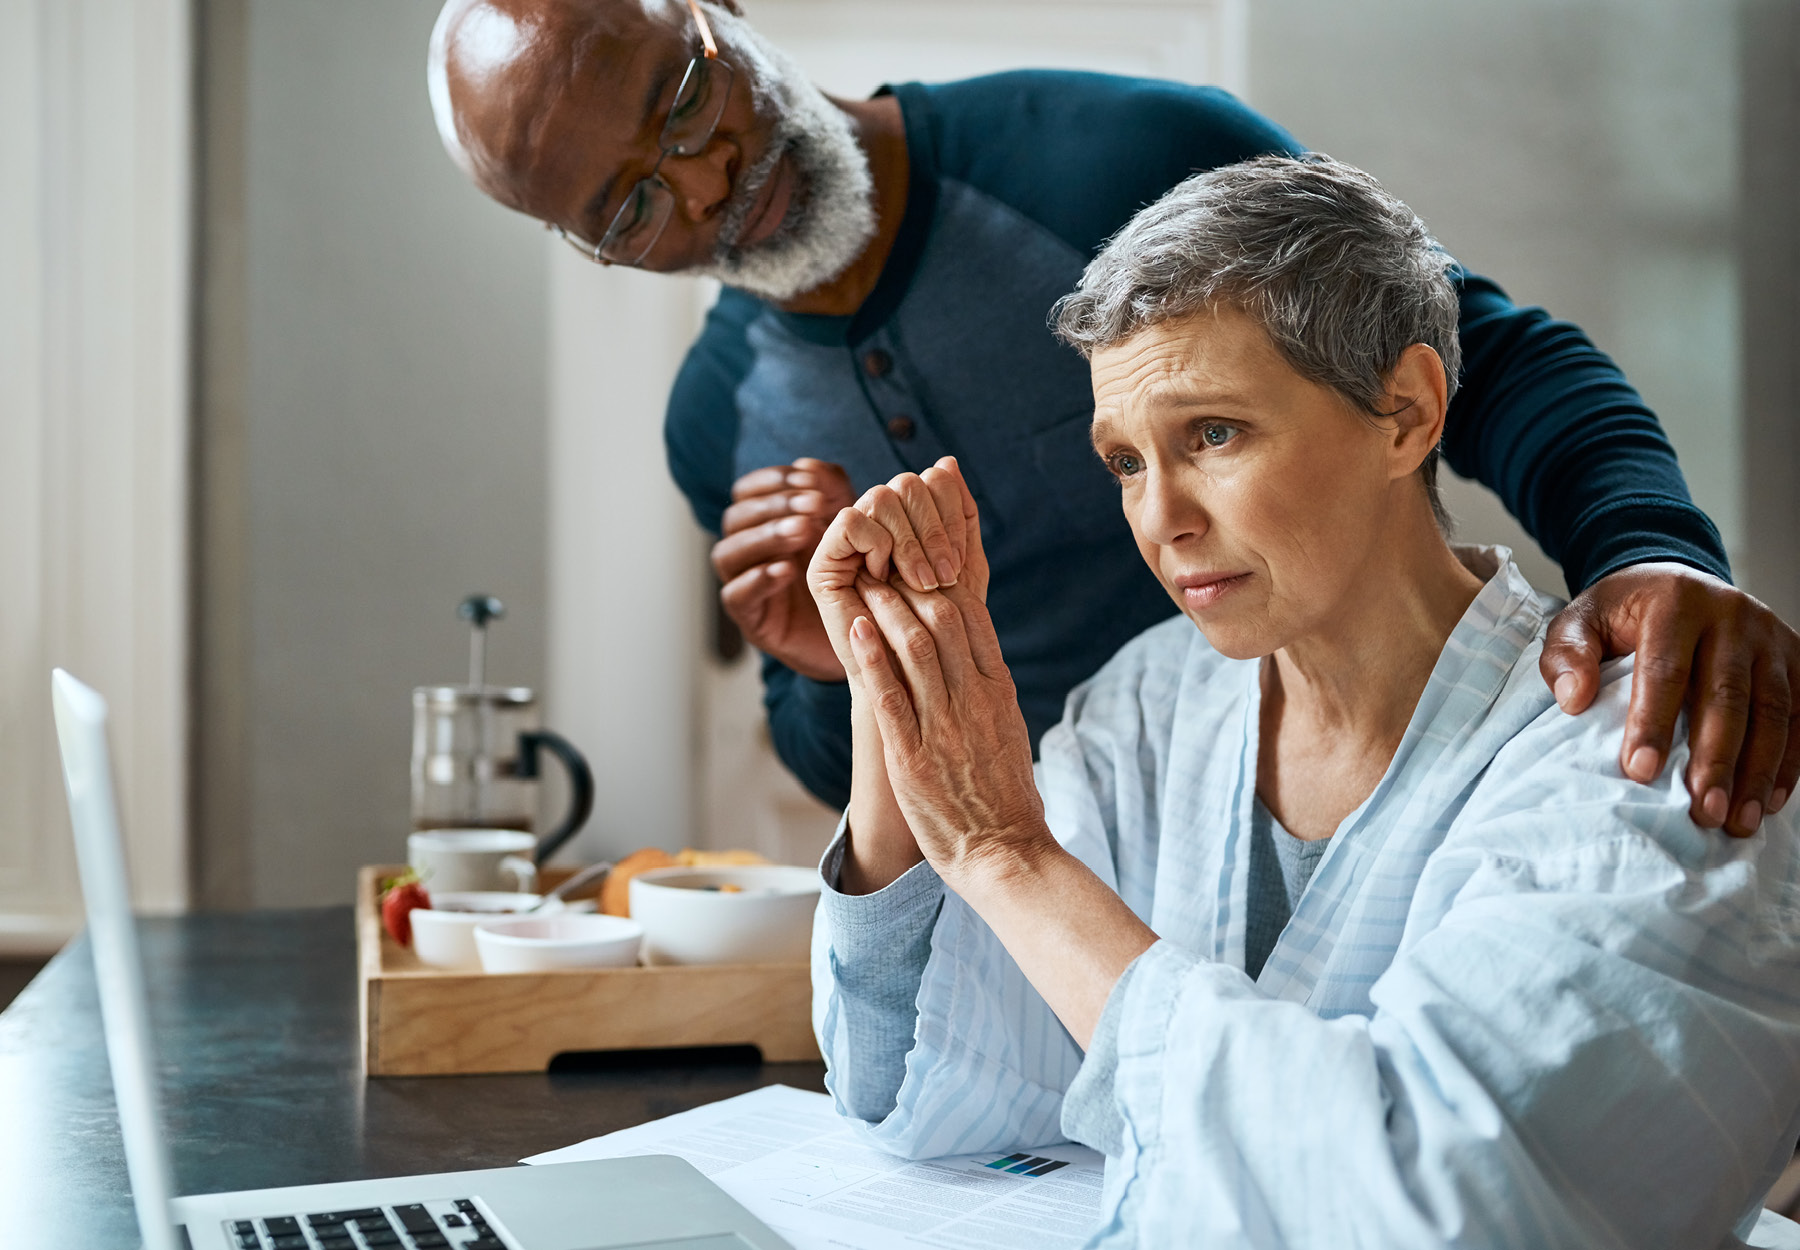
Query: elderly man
806 154 1800 1248
426 0 1800 831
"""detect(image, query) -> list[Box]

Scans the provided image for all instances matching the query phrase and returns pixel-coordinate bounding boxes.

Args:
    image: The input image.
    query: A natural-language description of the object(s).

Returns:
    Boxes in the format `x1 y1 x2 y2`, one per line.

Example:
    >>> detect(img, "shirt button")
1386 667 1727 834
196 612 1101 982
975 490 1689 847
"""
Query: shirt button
886 415 916 441
862 348 893 378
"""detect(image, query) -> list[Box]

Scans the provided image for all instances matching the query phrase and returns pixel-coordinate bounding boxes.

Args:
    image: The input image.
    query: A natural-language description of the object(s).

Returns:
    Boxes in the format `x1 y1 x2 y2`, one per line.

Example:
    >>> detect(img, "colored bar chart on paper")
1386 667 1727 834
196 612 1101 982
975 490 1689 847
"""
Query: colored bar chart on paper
983 1152 1071 1176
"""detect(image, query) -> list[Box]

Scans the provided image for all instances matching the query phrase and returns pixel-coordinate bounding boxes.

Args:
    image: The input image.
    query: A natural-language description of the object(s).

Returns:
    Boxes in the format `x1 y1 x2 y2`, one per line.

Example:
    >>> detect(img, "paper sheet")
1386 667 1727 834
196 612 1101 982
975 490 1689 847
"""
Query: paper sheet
523 1084 1105 1250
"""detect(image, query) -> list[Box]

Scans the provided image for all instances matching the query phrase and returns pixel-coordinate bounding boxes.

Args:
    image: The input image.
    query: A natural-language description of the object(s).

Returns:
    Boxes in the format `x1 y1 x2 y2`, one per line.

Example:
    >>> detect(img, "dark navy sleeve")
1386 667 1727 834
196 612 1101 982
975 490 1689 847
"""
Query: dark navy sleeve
666 286 759 536
761 656 854 809
1443 267 1729 591
665 286 856 807
915 72 1729 593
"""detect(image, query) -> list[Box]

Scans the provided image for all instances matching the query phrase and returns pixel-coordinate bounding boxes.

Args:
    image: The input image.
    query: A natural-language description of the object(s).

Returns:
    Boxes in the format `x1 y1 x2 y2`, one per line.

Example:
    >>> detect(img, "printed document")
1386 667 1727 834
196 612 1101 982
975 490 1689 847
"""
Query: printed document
524 1084 1104 1250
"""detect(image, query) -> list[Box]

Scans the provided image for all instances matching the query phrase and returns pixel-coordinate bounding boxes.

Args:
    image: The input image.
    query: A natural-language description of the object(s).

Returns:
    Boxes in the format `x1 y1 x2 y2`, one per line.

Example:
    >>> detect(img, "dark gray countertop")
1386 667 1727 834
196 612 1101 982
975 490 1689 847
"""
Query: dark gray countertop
0 908 827 1250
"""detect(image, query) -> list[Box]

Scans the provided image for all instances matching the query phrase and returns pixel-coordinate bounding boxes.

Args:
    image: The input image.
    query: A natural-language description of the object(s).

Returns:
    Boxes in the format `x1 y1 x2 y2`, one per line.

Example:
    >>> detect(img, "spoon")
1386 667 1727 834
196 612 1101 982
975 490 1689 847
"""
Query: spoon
528 860 613 913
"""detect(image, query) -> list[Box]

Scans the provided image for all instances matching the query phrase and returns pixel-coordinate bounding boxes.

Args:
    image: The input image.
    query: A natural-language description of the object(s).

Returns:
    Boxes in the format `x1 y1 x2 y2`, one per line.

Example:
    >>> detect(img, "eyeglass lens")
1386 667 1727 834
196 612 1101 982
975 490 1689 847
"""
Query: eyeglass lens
598 57 735 265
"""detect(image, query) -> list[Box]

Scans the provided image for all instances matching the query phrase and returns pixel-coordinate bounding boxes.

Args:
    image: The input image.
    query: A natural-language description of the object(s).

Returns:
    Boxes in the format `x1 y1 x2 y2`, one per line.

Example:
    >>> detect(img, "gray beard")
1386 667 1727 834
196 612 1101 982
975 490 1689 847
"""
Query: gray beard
686 7 876 302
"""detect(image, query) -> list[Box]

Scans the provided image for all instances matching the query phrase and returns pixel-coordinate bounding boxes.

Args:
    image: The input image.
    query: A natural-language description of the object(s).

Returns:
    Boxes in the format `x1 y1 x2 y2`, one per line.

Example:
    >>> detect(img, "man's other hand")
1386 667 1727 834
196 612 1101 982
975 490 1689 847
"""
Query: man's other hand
1541 563 1800 837
713 458 855 682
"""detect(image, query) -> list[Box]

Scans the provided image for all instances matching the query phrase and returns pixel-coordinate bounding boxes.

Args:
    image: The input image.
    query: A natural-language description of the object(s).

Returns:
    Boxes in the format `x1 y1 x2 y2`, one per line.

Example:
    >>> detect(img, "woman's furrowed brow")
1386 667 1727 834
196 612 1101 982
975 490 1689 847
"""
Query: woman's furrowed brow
1089 416 1121 453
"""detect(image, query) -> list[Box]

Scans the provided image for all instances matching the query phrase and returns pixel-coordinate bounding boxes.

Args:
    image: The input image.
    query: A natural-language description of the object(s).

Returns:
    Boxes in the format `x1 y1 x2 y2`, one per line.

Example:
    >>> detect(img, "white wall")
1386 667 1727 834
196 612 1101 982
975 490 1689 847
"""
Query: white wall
228 0 551 905
1247 0 1743 595
1738 0 1800 624
544 263 709 863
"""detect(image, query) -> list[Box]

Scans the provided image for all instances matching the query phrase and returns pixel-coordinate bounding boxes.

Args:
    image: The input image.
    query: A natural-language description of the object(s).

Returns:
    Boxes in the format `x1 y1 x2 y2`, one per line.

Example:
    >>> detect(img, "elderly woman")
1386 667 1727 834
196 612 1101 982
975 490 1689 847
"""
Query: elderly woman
802 155 1800 1248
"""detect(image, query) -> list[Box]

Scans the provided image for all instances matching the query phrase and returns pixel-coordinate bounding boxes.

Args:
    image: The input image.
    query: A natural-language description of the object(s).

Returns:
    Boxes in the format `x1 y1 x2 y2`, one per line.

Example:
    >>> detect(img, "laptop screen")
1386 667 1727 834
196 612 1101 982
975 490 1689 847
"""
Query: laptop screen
52 669 183 1250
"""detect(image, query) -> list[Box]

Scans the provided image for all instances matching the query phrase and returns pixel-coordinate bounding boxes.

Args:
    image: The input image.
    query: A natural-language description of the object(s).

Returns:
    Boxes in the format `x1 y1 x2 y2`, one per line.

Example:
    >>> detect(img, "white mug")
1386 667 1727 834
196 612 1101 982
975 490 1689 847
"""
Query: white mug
407 828 538 894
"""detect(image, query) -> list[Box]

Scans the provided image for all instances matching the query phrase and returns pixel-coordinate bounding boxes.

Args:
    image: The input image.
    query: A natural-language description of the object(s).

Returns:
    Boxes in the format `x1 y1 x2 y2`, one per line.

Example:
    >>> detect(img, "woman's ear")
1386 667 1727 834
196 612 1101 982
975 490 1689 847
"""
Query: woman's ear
1381 343 1450 480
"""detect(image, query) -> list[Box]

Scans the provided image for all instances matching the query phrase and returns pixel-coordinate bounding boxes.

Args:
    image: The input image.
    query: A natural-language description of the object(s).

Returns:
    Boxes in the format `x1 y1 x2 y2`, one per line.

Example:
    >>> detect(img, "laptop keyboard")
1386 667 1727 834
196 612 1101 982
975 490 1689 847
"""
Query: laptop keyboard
224 1199 510 1250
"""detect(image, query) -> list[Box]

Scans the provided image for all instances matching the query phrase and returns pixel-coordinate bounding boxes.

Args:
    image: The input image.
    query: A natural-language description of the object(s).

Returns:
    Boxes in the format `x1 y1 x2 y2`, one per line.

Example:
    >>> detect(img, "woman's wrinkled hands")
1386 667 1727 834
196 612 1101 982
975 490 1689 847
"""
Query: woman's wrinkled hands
806 457 1045 880
844 575 1047 880
807 456 988 684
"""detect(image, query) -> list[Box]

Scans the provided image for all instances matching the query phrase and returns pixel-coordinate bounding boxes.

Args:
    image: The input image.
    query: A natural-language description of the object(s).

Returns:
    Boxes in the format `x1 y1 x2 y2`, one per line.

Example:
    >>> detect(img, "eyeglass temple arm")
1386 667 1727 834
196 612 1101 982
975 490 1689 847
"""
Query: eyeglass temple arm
685 0 719 59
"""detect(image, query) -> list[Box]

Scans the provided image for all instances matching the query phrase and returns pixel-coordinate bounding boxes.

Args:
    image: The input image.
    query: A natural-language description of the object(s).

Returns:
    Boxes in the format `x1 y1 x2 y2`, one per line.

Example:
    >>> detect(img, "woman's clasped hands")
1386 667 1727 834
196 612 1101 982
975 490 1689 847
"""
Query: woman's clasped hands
806 457 1048 882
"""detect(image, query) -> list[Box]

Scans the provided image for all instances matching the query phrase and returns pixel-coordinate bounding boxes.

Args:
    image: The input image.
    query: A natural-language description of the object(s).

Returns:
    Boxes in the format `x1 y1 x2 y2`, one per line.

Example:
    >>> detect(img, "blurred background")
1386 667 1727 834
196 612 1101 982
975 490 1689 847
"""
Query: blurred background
3 0 1795 971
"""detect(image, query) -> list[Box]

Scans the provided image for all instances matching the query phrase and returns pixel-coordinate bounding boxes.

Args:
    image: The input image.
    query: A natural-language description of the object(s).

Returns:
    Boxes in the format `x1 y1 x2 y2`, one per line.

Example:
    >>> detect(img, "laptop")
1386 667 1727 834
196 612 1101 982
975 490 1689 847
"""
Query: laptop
51 668 789 1250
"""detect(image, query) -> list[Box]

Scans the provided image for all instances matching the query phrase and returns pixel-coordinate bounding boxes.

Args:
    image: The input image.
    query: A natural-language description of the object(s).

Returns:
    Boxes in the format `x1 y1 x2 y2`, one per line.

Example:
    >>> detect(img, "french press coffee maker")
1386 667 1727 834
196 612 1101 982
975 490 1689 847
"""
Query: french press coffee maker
410 595 594 866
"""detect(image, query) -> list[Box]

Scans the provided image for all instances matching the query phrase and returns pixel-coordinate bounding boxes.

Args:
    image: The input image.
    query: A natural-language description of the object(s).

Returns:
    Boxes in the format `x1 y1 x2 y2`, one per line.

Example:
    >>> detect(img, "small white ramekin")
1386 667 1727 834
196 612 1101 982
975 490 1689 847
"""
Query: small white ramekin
474 914 645 973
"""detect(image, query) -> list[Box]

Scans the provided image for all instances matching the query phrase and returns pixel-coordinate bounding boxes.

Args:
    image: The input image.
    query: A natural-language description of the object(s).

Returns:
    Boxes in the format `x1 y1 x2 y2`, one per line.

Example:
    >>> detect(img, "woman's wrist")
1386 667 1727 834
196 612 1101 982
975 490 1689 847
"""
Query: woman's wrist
938 832 1154 1049
933 818 1062 901
840 690 925 896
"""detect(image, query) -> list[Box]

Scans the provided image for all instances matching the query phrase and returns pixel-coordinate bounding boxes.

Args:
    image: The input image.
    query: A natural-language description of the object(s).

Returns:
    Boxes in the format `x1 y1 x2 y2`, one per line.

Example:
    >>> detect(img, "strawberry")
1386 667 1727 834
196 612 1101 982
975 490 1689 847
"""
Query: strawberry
380 870 431 947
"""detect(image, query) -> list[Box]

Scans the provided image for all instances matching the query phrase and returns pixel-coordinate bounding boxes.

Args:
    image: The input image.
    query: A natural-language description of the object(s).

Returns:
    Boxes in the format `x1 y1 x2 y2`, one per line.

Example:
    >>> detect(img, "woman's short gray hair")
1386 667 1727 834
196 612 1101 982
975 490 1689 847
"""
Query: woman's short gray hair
1052 154 1461 529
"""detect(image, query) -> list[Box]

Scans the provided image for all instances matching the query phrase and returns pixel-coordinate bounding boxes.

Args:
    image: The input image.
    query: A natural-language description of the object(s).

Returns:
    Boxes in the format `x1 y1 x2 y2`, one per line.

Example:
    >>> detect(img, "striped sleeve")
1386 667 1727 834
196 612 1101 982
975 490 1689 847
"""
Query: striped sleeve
814 825 945 1123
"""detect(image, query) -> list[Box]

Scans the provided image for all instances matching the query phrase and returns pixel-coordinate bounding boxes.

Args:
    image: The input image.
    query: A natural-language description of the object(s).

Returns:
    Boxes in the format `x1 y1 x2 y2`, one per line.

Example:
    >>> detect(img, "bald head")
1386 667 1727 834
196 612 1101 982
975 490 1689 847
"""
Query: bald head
428 0 680 213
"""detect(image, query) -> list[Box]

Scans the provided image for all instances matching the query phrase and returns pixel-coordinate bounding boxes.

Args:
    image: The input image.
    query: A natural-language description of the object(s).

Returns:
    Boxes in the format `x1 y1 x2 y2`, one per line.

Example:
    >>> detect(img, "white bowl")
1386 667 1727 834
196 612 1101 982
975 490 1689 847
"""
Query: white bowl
474 914 645 973
409 892 561 968
629 865 822 965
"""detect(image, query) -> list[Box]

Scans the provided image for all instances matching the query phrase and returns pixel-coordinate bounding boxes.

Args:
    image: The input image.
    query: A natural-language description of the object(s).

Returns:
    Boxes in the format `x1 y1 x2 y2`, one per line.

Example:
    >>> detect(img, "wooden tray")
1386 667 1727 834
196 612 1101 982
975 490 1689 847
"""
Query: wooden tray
356 865 819 1076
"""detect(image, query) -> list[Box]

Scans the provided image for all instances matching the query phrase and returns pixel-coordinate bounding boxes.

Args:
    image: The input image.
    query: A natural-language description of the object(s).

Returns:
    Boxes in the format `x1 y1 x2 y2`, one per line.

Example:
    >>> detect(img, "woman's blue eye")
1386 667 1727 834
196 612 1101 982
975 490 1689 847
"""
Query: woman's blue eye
1107 451 1144 478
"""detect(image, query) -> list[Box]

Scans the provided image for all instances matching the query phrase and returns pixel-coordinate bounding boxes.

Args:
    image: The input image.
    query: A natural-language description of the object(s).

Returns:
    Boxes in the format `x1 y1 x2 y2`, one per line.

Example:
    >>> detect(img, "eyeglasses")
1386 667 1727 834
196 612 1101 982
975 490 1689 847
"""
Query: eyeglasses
550 0 734 267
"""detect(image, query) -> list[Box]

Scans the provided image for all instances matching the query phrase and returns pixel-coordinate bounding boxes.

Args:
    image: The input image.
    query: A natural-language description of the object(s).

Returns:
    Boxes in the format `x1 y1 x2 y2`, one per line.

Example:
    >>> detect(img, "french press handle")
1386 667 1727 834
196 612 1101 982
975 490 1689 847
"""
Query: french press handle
515 730 595 865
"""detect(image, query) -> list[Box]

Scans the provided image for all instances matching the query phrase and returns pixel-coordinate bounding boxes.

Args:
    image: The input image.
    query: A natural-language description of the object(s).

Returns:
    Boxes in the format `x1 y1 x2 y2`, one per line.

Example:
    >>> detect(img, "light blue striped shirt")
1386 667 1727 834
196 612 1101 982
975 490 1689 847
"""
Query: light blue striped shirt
811 549 1800 1248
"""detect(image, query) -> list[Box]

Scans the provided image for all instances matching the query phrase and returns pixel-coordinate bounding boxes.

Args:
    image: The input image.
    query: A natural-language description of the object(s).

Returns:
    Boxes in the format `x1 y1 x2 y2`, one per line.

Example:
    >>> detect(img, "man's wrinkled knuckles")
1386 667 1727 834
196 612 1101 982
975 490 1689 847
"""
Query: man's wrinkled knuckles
712 521 817 569
1541 614 1605 661
1629 648 1695 694
1698 667 1757 716
730 465 793 499
1774 716 1800 796
1748 682 1795 733
1736 756 1786 802
713 543 776 581
719 566 776 602
1675 568 1735 604
722 490 795 524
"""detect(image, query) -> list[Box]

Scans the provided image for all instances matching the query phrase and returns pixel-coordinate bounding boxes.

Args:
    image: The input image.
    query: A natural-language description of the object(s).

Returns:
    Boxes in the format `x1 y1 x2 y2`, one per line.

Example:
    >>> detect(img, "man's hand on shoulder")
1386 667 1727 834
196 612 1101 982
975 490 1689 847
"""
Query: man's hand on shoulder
712 458 855 682
1540 562 1800 837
